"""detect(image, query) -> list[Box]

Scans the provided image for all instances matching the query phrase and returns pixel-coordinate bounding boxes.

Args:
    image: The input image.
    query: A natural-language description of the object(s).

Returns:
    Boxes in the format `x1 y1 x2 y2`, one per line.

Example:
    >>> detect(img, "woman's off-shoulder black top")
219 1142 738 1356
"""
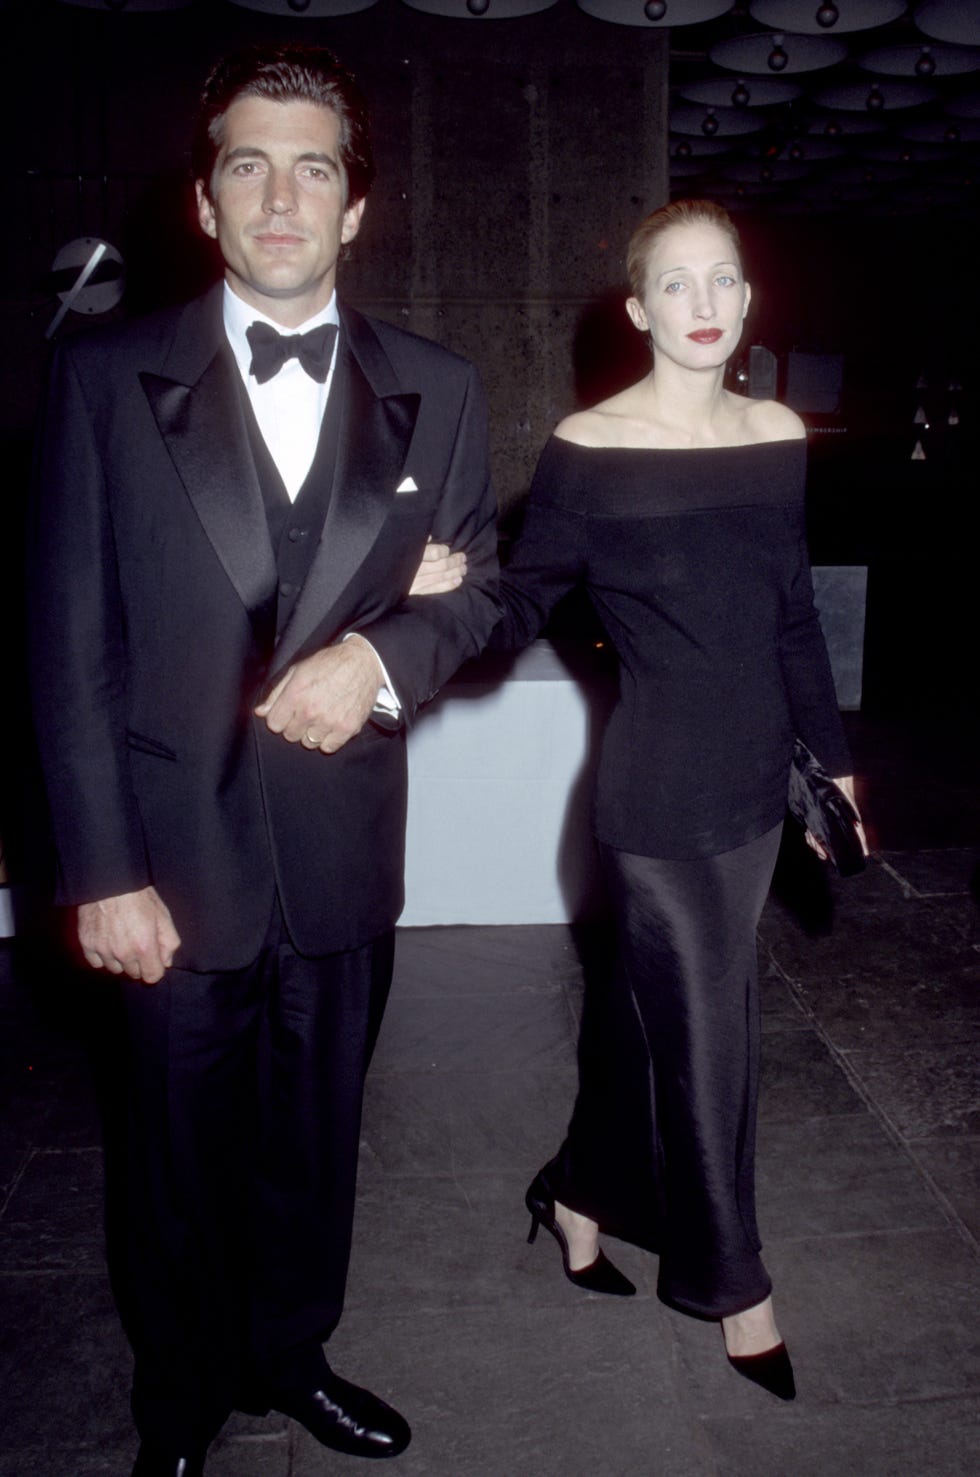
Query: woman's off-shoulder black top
493 435 852 860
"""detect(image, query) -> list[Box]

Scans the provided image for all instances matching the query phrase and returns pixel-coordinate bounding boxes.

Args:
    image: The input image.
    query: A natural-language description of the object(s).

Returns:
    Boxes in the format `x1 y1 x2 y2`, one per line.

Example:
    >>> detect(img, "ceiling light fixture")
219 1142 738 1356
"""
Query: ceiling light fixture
768 37 789 71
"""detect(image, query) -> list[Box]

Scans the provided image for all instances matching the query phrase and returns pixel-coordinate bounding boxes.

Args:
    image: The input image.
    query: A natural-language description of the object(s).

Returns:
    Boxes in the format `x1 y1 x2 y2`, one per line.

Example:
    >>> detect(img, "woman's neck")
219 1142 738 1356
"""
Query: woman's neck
643 359 734 442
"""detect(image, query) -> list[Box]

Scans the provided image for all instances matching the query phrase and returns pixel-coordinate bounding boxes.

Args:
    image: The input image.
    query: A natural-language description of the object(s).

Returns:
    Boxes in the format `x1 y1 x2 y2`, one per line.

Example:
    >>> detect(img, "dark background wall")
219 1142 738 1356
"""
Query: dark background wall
3 2 670 511
4 3 974 506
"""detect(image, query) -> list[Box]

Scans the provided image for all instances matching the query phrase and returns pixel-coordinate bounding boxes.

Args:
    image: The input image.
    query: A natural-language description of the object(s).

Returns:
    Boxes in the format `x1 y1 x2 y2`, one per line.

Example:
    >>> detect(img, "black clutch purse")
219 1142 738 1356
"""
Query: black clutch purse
787 739 867 877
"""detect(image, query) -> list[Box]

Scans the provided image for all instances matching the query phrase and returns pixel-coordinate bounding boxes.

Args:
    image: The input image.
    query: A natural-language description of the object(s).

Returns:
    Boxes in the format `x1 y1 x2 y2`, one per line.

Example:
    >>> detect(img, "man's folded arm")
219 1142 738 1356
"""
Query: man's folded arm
352 363 500 723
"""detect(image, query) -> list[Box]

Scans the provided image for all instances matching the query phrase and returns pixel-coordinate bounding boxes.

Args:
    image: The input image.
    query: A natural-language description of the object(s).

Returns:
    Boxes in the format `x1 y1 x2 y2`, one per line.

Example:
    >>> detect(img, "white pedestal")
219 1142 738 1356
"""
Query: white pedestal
402 643 605 926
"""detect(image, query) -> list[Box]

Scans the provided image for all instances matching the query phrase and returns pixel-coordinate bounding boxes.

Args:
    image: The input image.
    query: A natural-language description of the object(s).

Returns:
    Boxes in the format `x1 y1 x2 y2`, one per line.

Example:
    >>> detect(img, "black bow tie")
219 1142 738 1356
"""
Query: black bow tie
245 320 338 385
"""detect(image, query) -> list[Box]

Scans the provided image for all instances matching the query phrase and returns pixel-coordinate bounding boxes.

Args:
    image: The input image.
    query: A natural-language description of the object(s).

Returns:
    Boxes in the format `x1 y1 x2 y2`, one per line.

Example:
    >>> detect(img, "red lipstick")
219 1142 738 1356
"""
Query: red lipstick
687 329 723 343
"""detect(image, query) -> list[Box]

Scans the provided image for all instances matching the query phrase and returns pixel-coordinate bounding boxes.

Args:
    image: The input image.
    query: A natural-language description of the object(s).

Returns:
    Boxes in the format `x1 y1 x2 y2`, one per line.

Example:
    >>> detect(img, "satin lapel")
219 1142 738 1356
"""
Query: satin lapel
274 317 420 674
140 297 276 621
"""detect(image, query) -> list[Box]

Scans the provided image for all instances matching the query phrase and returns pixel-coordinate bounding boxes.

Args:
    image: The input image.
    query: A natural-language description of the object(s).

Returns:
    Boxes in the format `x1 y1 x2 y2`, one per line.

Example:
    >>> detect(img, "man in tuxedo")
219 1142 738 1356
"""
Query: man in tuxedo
29 44 497 1476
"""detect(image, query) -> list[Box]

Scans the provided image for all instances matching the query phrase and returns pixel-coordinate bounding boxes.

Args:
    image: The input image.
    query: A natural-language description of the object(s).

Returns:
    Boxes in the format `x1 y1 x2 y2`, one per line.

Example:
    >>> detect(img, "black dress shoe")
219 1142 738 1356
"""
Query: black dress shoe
727 1341 797 1401
525 1171 636 1296
131 1444 206 1476
267 1363 411 1460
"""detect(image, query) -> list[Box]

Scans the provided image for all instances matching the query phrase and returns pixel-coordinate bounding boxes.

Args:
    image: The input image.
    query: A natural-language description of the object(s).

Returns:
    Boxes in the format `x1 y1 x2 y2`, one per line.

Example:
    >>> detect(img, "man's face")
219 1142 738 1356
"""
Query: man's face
196 95 365 327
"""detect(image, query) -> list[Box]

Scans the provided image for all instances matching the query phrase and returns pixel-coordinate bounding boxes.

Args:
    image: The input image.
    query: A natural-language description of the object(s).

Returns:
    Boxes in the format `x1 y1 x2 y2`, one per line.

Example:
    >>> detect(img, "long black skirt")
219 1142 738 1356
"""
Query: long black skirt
544 822 782 1319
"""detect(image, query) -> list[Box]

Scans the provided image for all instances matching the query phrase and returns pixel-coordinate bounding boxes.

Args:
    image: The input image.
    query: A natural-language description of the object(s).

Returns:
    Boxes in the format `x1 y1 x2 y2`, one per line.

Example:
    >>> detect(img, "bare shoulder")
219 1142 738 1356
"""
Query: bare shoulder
741 397 806 443
554 383 647 447
553 407 614 447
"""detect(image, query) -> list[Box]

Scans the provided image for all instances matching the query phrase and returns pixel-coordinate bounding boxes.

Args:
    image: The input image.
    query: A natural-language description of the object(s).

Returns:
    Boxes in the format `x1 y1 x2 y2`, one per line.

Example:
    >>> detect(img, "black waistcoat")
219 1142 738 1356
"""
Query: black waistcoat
238 349 347 644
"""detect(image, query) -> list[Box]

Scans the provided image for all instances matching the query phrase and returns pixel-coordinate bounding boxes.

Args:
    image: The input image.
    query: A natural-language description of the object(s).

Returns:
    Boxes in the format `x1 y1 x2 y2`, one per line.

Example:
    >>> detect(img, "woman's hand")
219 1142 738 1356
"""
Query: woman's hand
408 537 466 596
804 774 870 861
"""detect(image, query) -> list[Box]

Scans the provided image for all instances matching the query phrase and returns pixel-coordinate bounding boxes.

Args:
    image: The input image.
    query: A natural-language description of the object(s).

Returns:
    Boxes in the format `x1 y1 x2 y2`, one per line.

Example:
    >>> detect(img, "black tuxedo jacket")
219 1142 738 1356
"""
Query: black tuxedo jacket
29 285 499 969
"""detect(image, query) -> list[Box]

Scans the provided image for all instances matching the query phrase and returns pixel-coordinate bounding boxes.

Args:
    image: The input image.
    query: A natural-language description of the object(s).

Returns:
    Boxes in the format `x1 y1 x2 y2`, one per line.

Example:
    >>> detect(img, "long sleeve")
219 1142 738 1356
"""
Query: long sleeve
779 526 852 776
354 362 500 723
27 344 151 904
490 438 589 652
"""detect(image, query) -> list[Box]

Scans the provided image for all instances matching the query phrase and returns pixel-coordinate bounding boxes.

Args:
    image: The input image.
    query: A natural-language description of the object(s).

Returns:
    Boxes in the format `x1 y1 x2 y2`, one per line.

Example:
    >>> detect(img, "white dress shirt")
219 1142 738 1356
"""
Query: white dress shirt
223 283 399 717
223 283 338 502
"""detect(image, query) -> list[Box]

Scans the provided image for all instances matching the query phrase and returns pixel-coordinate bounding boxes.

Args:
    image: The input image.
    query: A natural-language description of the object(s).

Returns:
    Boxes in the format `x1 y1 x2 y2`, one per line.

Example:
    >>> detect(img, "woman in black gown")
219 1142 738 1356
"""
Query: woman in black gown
416 199 863 1398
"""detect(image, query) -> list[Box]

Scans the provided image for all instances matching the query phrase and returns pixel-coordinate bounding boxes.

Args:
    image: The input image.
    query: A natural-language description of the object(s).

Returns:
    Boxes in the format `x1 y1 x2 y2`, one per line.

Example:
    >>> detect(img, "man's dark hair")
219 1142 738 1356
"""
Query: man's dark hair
193 43 375 205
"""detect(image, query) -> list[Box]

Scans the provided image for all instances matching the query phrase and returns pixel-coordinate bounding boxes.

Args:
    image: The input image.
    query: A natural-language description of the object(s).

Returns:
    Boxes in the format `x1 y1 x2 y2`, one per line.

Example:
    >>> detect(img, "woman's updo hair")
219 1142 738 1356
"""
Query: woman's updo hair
626 199 742 299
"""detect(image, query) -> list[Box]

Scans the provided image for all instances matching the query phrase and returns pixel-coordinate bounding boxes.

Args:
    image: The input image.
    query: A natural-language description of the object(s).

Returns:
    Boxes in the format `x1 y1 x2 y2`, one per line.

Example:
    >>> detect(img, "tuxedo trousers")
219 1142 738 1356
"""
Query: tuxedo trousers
545 823 782 1318
108 896 394 1446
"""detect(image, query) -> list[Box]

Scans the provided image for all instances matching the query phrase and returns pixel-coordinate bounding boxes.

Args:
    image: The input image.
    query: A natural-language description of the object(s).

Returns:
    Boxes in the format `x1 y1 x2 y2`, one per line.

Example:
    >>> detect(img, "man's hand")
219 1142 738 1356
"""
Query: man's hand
408 537 466 596
255 635 383 754
78 885 181 984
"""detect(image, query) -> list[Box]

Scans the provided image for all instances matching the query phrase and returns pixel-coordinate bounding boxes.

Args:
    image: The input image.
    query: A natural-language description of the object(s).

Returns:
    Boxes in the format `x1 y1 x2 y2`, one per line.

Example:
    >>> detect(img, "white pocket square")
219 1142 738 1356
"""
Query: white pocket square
396 476 418 493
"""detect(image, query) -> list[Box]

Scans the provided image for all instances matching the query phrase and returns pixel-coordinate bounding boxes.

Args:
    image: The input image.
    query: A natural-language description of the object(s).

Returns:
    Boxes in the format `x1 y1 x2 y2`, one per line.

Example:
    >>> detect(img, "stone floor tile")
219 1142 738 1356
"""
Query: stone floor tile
369 992 577 1076
221 1408 289 1438
394 924 585 996
758 1030 863 1123
0 1451 131 1476
558 973 586 1030
847 1042 980 1140
345 1171 654 1316
759 957 808 1032
0 1147 105 1271
757 1114 948 1240
907 1136 980 1244
828 855 912 906
291 1302 715 1477
359 1067 577 1180
0 1066 62 1152
879 847 979 898
0 1139 27 1205
796 966 980 1052
700 1394 980 1477
0 1271 132 1448
37 1064 106 1151
206 1432 290 1475
769 1230 979 1406
760 892 970 987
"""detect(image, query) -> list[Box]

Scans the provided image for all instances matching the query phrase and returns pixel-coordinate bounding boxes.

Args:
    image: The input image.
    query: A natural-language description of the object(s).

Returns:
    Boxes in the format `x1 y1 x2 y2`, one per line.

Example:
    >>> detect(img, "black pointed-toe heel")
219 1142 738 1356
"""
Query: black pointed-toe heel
525 1172 636 1296
727 1341 796 1401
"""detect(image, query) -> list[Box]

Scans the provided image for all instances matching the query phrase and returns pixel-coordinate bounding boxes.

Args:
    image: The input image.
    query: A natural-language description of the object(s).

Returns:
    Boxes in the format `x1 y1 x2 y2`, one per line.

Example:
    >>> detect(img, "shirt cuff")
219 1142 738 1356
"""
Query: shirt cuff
342 632 401 718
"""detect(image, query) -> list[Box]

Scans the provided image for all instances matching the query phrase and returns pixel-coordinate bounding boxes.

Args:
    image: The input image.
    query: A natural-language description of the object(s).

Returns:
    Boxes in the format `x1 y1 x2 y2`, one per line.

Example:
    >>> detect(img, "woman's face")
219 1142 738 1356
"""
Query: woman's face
626 220 750 372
